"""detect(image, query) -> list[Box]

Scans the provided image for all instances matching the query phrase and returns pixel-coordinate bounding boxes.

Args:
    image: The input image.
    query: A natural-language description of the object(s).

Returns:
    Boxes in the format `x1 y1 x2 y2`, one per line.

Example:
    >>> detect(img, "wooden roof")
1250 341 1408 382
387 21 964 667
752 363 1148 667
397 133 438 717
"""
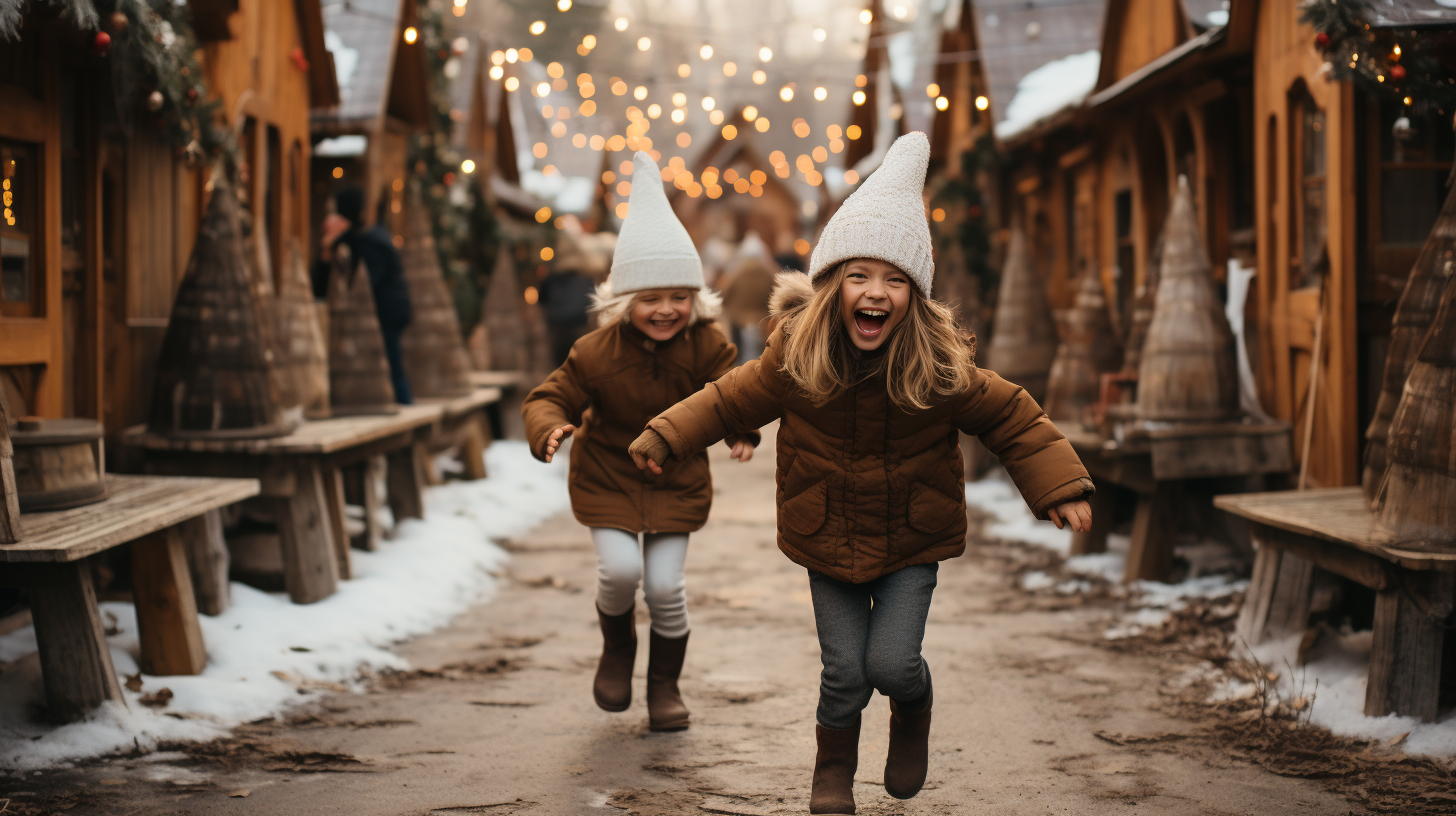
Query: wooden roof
294 0 341 108
312 0 429 132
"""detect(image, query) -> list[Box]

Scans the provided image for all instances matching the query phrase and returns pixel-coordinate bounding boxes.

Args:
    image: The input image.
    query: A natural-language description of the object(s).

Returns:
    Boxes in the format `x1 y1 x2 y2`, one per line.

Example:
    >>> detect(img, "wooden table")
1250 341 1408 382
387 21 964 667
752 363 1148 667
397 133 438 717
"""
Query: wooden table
468 370 530 440
0 474 259 721
1215 488 1455 721
418 386 502 481
1055 419 1293 583
122 404 444 604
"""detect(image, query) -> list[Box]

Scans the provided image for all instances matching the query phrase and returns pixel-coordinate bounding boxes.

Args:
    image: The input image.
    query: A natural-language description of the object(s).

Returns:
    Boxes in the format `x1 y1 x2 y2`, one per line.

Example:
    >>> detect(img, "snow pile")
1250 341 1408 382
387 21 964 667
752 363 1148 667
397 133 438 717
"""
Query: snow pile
964 475 1072 553
994 50 1101 142
0 441 568 771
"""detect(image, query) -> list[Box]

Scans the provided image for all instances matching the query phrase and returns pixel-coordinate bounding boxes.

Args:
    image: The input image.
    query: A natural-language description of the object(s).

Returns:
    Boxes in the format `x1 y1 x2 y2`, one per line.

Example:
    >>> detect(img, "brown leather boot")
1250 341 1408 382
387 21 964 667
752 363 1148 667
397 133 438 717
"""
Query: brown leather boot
593 603 636 712
809 718 859 815
646 630 690 731
884 687 932 799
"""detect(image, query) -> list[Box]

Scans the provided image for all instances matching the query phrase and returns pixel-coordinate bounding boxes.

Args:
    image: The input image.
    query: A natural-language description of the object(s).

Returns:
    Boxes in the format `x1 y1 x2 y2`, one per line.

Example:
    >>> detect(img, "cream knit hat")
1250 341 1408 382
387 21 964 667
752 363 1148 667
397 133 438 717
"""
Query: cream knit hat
808 132 934 295
609 151 704 293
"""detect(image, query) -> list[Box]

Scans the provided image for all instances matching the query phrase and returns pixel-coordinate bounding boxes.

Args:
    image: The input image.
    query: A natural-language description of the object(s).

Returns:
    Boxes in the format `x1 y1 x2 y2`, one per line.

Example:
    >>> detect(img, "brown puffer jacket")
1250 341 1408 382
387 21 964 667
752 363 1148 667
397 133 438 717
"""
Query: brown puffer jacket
523 319 758 534
645 320 1092 584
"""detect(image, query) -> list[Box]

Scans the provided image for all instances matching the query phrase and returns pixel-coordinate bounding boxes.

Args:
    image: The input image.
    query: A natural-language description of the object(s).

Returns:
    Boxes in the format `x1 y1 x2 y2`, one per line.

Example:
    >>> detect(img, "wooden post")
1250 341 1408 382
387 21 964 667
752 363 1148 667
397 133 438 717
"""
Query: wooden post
321 464 352 579
27 560 126 721
1365 571 1455 721
131 526 208 676
179 510 230 616
386 442 426 522
271 460 340 604
458 413 491 481
344 458 385 550
1123 482 1180 583
1236 544 1282 646
0 400 19 543
1069 481 1116 556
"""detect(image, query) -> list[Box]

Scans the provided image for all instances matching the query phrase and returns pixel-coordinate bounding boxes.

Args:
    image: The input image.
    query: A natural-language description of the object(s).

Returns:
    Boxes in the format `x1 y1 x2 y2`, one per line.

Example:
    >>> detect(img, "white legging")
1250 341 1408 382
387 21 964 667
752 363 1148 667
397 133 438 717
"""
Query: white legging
591 527 690 638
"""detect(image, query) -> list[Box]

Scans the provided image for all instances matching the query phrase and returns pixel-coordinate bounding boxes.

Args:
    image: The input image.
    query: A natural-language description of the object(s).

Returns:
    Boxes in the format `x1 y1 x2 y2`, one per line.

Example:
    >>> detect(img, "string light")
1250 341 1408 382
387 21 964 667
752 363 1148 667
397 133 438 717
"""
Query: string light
583 34 596 48
829 138 844 153
518 47 533 61
619 160 633 175
672 92 687 106
506 48 518 62
529 20 545 35
677 132 692 148
608 135 627 151
610 80 627 95
489 65 503 80
931 208 945 222
852 90 866 105
755 117 769 132
573 133 587 147
723 124 738 139
793 118 810 137
812 146 827 162
541 247 554 261
744 105 758 121
504 76 520 91
551 121 566 137
780 85 794 101
332 166 343 178
589 135 605 150
723 62 737 77
709 109 725 124
403 26 418 43
602 170 616 184
795 238 811 254
532 142 548 158
615 16 628 30
860 9 872 24
892 5 907 19
827 124 841 139
580 100 596 115
926 83 939 97
752 70 767 85
617 180 632 196
935 96 949 111
759 46 773 62
637 36 651 50
814 86 827 101
557 0 571 9
700 44 713 60
535 207 552 222
975 95 989 110
581 81 597 97
855 74 867 87
648 103 662 118
492 50 505 65
542 164 557 176
634 85 648 100
847 124 862 139
701 96 716 111
844 169 860 183
813 28 826 41
671 108 686 124
678 63 691 78
535 81 550 97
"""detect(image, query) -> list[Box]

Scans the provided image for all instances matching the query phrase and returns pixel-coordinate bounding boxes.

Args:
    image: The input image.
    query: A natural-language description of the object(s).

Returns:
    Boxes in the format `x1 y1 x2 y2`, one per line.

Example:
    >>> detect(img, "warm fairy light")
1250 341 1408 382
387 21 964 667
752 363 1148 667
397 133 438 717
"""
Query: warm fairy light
518 47 533 61
637 36 651 50
794 238 810 254
722 124 738 139
634 85 648 100
535 206 552 223
672 92 687 107
723 61 737 77
577 72 591 86
524 286 539 304
752 70 767 85
759 46 773 62
626 105 644 121
1394 44 1402 57
743 105 759 121
931 208 946 222
550 121 566 137
610 80 626 95
844 169 859 184
548 62 564 78
793 119 810 137
769 150 785 165
647 103 662 118
855 74 867 88
617 181 632 196
506 48 518 62
830 138 844 153
554 216 566 229
553 77 568 92
707 185 723 199
557 0 571 9
700 44 714 60
589 134 605 150
608 135 627 151
795 154 813 173
542 164 557 176
620 160 634 175
492 50 505 65
616 202 629 218
615 16 628 30
532 142 548 158
813 27 826 42
577 44 590 55
812 146 828 162
709 109 725 125
775 163 790 178
489 65 504 80
755 117 769 132
734 177 750 193
504 76 520 91
677 132 692 148
935 96 949 111
892 5 907 19
1404 96 1413 105
602 170 616 184
541 247 554 260
332 166 343 178
403 26 418 43
847 124 862 139
579 35 596 51
889 102 903 119
852 90 866 106
701 96 716 111
580 100 597 116
581 82 596 98
780 85 794 101
529 20 546 35
535 81 551 97
702 168 719 185
926 83 939 98
827 124 842 139
814 86 827 101
750 170 767 185
860 9 872 23
453 1 465 13
975 95 989 111
671 108 686 124
573 133 587 147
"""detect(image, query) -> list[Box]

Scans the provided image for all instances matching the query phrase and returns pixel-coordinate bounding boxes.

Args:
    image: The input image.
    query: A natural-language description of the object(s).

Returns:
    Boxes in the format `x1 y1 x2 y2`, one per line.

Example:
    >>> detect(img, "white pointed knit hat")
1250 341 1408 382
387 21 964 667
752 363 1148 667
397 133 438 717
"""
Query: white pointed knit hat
609 151 704 293
808 132 934 295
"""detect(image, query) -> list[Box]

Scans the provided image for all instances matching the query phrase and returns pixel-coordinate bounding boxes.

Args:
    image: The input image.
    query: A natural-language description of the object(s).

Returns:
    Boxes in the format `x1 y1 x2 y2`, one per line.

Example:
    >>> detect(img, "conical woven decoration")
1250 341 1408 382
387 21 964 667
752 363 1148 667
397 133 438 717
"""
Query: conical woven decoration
1376 271 1456 541
1121 227 1164 374
809 132 934 295
481 245 531 371
1045 271 1122 421
147 178 294 439
933 240 983 339
278 239 331 418
1136 176 1238 422
400 184 474 398
327 246 398 416
985 227 1057 402
242 228 298 418
1362 180 1456 501
610 151 703 293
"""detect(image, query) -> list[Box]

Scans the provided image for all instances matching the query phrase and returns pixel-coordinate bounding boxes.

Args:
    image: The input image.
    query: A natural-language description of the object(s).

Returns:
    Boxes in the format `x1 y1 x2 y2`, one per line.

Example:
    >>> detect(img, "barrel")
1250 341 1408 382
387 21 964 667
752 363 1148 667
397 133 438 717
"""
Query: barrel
277 240 331 419
1362 179 1456 501
985 228 1057 402
1136 176 1238 422
327 245 399 416
1045 271 1123 422
10 417 108 512
147 177 295 439
480 245 533 372
400 184 474 398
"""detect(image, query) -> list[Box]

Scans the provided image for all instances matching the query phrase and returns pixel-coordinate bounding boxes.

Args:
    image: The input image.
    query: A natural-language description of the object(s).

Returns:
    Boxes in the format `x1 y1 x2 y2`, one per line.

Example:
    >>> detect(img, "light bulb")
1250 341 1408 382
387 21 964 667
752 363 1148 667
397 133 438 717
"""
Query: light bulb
615 17 628 30
529 20 546 35
780 85 793 101
557 0 571 9
700 44 713 60
759 46 772 62
461 159 476 173
678 63 691 78
852 90 865 106
813 28 826 42
860 9 872 24
637 36 651 50
752 70 766 85
701 96 715 111
813 86 827 101
403 26 418 43
743 105 758 120
975 95 989 111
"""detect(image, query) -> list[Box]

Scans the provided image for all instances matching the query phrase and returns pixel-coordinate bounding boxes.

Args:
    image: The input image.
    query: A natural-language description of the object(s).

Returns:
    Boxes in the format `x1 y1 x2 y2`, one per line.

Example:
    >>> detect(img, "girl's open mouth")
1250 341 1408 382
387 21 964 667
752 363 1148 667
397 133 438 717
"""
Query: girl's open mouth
853 309 889 336
650 316 682 330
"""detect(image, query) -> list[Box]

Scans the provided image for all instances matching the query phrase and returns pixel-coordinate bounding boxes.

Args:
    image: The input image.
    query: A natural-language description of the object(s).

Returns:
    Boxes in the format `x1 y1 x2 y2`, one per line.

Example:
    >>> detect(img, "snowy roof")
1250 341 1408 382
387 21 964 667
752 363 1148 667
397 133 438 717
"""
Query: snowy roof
317 0 400 124
1367 0 1456 26
994 50 1101 142
970 0 1105 134
1183 0 1232 29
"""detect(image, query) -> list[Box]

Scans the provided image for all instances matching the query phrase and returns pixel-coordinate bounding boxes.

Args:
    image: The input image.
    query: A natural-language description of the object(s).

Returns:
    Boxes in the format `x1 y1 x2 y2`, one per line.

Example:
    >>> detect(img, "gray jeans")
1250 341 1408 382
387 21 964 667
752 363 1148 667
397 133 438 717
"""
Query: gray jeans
809 563 938 730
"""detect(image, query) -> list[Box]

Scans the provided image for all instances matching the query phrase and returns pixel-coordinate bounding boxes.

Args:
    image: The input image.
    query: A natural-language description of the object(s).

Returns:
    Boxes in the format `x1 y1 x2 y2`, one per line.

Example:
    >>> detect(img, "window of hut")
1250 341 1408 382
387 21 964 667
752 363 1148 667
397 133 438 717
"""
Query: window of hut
1376 98 1454 246
1114 189 1135 332
1289 87 1327 289
0 141 40 318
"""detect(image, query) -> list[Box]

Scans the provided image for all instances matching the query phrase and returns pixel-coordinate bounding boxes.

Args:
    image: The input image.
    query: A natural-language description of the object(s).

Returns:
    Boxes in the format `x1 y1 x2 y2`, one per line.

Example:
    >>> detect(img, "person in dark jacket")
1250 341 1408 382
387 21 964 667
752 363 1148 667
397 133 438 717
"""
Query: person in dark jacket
314 187 414 404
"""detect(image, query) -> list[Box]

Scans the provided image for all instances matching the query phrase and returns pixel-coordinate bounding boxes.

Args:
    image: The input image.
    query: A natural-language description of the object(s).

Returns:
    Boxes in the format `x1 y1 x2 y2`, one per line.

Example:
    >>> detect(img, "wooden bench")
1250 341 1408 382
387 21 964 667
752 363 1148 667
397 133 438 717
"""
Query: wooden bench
122 404 445 605
0 474 260 722
418 386 503 482
1215 487 1456 722
469 370 530 440
1055 419 1292 583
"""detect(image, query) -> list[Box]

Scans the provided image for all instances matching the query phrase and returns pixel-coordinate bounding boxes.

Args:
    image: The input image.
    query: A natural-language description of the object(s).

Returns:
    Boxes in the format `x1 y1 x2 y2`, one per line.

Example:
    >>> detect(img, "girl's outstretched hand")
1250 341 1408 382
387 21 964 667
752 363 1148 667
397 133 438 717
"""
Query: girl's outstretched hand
1047 500 1092 533
628 429 670 475
543 424 575 463
729 438 754 463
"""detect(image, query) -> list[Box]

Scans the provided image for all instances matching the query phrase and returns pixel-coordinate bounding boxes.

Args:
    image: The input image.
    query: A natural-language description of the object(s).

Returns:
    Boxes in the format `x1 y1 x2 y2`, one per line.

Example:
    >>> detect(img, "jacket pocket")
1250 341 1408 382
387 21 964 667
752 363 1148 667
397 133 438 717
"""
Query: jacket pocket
782 477 829 536
907 481 962 534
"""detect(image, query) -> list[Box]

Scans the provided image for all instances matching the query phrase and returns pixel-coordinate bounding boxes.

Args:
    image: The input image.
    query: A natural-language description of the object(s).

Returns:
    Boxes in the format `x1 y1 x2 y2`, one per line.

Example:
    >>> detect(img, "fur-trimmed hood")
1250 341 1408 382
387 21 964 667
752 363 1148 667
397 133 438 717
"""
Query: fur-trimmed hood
769 271 814 317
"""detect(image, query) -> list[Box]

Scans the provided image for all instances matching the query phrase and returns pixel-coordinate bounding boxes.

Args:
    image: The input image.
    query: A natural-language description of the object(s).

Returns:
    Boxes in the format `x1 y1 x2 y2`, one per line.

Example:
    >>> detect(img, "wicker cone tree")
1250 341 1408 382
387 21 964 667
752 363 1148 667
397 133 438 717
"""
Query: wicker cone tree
400 184 474 398
277 239 331 419
480 245 532 372
327 246 398 416
986 227 1057 402
1136 176 1238 422
1375 271 1456 541
1121 227 1165 374
1045 271 1123 422
147 177 294 439
933 240 984 340
1362 179 1456 501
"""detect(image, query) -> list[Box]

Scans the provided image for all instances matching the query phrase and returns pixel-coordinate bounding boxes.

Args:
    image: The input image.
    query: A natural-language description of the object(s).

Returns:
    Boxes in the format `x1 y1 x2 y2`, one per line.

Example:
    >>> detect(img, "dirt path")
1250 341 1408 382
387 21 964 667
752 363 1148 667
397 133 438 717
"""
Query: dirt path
8 425 1366 815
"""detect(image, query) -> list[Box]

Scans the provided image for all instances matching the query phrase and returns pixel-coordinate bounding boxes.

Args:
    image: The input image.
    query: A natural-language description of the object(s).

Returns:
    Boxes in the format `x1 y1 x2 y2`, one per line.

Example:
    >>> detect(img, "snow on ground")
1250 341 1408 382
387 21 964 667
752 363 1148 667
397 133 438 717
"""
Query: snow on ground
0 441 569 771
993 50 1101 142
966 469 1456 756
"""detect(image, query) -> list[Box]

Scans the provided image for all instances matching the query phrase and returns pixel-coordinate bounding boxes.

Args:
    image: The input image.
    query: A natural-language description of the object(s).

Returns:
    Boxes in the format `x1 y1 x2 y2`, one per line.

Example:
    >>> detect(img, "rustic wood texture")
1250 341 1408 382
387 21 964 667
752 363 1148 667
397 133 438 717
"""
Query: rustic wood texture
400 184 474 399
479 247 533 372
1046 271 1122 422
1146 422 1293 480
327 245 398 417
180 510 230 616
1137 176 1238 422
386 442 426 522
277 240 331 420
26 560 125 722
1124 481 1180 583
467 370 529 389
1375 272 1456 542
419 386 501 481
1362 180 1456 501
1235 545 1283 645
986 228 1057 403
131 526 207 676
344 457 386 551
147 178 295 439
122 403 441 456
322 465 352 580
271 460 339 604
10 419 107 511
1366 570 1454 721
1 475 260 563
0 401 22 543
1121 228 1163 374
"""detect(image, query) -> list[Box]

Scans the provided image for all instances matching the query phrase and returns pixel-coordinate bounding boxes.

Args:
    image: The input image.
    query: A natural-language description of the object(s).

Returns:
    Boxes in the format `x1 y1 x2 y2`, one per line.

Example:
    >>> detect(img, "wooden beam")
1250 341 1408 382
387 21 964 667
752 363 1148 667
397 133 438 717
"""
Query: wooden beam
180 510 230 616
131 526 207 676
1365 571 1454 721
271 460 340 604
28 560 125 722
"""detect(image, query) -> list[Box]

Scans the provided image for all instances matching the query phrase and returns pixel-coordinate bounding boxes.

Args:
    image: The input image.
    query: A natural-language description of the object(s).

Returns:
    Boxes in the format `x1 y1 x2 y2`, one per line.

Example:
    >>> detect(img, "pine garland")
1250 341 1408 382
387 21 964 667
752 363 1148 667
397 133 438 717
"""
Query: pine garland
931 134 1000 296
1298 0 1456 119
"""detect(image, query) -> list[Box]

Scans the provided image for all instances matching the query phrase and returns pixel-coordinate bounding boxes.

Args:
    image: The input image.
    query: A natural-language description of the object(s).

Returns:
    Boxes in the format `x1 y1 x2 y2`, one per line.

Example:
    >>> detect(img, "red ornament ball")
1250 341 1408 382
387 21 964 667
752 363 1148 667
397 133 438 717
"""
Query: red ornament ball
442 172 456 186
91 31 112 56
1314 32 1331 49
967 205 983 220
290 46 310 72
1391 64 1407 80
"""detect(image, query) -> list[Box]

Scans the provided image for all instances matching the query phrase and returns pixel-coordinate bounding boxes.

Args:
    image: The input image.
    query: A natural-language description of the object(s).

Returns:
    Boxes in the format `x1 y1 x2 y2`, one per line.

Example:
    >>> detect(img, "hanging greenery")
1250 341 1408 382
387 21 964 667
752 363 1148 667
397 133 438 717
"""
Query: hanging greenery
931 134 1000 296
409 0 500 336
1298 0 1456 119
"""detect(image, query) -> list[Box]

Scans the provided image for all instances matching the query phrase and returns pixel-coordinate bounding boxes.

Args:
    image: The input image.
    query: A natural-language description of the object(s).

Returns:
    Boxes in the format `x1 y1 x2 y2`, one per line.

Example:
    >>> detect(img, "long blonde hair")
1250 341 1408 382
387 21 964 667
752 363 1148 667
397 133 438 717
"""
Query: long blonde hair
778 263 975 411
589 280 723 325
